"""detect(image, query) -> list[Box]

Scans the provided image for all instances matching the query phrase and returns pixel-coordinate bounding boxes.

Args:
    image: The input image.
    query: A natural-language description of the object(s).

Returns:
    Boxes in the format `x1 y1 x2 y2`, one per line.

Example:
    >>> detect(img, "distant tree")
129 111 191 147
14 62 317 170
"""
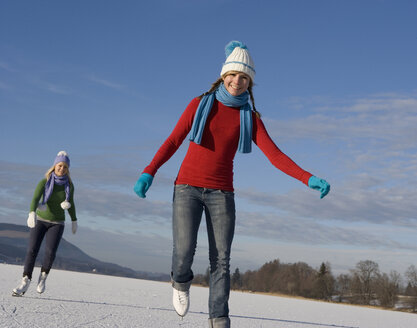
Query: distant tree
241 269 256 292
375 271 401 308
405 283 414 296
282 262 316 297
312 262 335 300
350 260 380 305
238 259 316 297
191 256 416 311
231 268 242 290
192 267 210 286
335 273 351 302
405 265 417 311
254 259 281 292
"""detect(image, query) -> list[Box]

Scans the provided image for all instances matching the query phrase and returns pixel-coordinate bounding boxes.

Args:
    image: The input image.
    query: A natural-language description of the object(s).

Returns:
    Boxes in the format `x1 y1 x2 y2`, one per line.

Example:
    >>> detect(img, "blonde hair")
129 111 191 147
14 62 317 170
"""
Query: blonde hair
45 163 72 183
198 71 261 118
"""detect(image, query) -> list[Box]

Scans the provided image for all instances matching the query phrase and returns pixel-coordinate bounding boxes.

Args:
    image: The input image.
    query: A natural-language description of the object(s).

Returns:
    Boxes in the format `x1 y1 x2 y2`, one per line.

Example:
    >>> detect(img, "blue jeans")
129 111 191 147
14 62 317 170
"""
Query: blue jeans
171 184 236 319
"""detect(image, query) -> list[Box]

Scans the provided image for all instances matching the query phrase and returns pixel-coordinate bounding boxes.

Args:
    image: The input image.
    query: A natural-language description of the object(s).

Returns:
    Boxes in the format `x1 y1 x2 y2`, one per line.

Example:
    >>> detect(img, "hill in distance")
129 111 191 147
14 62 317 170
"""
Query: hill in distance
0 223 169 281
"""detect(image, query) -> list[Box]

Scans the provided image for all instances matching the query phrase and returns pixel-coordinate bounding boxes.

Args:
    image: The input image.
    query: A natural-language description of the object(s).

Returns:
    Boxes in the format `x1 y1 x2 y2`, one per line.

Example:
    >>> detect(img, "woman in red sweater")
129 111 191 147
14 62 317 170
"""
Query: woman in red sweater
134 41 330 328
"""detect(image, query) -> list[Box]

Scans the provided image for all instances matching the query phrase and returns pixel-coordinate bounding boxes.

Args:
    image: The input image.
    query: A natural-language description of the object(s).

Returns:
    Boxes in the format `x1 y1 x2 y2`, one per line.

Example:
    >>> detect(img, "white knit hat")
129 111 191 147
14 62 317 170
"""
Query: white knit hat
220 41 255 82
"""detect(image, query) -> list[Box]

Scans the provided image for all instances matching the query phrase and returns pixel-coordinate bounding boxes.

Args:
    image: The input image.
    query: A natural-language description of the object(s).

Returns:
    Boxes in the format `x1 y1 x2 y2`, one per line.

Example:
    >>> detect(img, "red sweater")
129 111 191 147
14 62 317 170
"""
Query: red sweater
143 98 312 191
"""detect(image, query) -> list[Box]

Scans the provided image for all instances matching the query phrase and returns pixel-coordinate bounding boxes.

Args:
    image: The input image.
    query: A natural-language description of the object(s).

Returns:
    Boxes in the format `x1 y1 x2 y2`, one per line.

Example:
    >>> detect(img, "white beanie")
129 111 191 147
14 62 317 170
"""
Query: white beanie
220 41 255 82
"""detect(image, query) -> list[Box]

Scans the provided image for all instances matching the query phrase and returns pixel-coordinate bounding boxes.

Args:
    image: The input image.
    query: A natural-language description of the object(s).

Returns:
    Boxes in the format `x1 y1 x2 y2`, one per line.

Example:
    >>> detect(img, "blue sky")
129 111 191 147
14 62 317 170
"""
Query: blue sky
1 0 416 277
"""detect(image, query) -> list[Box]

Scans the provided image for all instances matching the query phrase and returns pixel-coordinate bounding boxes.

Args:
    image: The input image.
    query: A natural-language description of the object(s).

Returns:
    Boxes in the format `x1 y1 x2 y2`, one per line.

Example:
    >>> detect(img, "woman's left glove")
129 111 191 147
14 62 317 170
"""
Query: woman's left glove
27 211 36 228
72 221 78 234
308 176 330 199
133 173 154 198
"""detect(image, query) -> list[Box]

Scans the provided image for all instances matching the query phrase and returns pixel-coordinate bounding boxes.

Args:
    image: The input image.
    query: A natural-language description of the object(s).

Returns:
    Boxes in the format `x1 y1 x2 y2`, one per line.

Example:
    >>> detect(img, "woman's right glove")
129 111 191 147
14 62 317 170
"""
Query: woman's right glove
308 176 330 199
27 211 36 228
133 173 154 198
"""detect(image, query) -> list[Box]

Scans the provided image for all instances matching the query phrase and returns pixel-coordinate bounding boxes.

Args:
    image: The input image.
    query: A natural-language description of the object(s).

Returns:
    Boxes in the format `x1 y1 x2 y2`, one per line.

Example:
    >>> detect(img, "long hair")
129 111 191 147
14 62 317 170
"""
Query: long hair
45 164 72 183
198 72 261 118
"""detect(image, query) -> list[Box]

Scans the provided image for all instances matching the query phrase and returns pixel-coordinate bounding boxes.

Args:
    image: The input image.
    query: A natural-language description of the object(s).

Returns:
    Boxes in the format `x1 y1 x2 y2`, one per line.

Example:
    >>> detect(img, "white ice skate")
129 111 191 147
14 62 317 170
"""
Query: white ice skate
172 287 190 317
12 276 31 296
37 272 48 294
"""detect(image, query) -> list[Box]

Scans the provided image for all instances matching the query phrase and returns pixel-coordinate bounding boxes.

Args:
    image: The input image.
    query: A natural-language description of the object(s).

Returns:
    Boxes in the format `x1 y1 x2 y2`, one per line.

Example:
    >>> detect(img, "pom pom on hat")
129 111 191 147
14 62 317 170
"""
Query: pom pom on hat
220 40 255 82
224 41 247 58
54 150 70 167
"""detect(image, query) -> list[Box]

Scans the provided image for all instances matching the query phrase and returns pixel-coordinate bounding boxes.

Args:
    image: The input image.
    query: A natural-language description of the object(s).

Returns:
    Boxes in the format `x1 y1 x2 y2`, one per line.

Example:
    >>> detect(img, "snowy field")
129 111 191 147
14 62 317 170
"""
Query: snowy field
0 264 416 328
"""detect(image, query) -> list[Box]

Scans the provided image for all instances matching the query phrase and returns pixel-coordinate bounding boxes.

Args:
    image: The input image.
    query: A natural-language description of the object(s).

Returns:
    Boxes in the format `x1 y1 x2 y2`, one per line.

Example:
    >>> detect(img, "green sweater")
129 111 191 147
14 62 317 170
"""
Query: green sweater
30 178 77 222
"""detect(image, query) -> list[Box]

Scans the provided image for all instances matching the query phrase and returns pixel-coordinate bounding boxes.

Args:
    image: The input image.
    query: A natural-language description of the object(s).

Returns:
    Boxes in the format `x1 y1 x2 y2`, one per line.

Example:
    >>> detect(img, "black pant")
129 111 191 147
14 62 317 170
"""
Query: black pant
23 220 64 279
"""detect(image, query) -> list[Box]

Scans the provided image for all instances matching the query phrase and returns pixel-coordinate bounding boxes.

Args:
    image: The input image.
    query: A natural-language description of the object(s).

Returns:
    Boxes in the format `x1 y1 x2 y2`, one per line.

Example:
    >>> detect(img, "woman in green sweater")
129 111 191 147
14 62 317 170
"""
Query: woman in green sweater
12 151 77 296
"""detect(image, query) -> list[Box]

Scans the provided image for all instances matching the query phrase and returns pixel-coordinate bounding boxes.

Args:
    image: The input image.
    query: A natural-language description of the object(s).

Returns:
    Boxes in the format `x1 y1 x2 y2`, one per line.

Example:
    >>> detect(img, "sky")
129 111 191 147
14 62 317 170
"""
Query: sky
1 0 416 277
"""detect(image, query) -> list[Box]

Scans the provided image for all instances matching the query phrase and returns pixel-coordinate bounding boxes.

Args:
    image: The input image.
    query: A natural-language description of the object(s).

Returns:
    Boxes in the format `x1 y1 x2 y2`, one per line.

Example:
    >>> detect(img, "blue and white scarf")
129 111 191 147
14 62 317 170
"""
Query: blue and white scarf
189 83 253 153
42 172 70 205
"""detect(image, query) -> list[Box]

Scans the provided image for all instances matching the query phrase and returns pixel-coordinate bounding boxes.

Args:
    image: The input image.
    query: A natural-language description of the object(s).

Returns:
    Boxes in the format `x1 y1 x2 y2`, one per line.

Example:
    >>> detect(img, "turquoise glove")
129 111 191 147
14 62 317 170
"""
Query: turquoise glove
308 176 330 199
133 173 154 198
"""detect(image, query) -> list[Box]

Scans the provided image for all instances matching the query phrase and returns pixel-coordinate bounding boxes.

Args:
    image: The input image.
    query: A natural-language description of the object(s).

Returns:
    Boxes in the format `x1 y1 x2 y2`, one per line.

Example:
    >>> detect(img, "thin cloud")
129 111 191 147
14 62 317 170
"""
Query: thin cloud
234 210 416 251
75 186 172 224
24 77 73 95
42 83 72 95
236 181 417 228
2 158 415 255
266 93 417 148
87 75 125 90
0 61 15 72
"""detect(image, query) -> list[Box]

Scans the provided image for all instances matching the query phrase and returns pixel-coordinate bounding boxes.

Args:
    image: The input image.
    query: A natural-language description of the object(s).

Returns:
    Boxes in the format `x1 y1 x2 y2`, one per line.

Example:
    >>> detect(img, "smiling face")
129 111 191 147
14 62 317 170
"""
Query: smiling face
223 71 251 96
54 162 68 176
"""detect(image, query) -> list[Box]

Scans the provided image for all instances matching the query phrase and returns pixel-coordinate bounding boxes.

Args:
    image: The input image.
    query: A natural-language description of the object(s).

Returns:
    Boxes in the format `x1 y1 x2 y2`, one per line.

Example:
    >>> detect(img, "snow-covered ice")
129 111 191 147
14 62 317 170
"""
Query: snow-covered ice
1 263 416 328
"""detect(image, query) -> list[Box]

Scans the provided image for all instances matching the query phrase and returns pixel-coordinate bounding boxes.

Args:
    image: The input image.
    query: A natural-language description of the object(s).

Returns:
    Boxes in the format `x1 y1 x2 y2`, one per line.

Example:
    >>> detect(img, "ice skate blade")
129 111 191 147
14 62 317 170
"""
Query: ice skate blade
12 291 24 297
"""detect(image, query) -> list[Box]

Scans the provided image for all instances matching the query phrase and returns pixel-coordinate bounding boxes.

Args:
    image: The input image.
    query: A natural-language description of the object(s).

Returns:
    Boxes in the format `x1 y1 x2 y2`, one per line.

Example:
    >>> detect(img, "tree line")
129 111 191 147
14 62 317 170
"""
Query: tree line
193 259 417 312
